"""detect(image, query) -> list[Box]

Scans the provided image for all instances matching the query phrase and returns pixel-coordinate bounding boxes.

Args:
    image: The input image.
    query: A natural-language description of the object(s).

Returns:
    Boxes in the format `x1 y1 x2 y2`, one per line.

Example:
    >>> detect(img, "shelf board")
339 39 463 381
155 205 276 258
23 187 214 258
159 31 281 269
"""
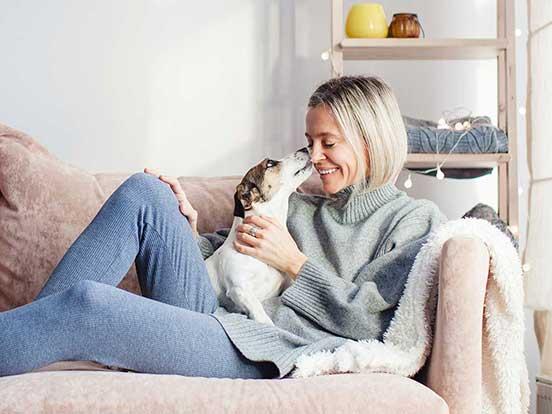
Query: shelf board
340 38 508 60
405 153 511 169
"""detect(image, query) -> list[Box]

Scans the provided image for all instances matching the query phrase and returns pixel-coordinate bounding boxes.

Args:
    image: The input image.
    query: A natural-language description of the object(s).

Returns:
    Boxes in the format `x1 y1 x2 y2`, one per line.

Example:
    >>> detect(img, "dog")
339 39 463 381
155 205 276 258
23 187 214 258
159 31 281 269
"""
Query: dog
205 147 313 325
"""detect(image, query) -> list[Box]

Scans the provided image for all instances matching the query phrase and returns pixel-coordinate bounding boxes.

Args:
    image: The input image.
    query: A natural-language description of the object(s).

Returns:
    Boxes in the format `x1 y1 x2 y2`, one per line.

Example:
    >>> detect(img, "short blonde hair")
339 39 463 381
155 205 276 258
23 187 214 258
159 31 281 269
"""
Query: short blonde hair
307 76 407 191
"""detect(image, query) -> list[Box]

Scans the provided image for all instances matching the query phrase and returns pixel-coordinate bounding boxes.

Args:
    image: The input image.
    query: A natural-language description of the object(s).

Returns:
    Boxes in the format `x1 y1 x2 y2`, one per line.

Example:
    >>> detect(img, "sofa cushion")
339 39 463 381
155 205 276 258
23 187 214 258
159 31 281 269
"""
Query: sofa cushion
0 123 136 311
0 370 447 414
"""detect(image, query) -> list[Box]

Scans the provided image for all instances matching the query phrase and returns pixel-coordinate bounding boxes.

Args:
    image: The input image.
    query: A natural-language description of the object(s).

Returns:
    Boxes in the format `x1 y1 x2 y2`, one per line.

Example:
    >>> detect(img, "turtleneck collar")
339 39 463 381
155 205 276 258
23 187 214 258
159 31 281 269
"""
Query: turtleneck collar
327 179 404 224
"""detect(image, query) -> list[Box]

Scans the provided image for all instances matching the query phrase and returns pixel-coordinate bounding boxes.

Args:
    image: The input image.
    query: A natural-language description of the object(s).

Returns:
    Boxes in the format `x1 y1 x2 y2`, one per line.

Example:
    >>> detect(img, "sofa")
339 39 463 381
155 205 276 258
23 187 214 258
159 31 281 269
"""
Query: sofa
0 123 490 413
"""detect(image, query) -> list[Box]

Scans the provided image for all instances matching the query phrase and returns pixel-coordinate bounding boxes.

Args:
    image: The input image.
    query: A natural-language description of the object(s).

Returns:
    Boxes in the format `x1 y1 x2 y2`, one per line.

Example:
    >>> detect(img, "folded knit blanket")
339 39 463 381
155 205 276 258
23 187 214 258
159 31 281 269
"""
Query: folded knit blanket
291 218 529 414
404 115 509 154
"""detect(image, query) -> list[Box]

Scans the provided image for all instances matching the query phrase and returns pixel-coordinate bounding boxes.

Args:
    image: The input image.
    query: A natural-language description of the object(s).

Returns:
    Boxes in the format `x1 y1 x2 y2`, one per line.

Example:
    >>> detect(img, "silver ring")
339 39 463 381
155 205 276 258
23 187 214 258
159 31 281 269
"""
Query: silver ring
247 226 257 238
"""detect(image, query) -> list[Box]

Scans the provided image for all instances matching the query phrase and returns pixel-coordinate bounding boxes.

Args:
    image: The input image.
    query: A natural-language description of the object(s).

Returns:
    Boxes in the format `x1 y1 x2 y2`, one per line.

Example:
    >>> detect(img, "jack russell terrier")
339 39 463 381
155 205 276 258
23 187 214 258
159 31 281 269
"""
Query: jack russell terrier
205 147 313 325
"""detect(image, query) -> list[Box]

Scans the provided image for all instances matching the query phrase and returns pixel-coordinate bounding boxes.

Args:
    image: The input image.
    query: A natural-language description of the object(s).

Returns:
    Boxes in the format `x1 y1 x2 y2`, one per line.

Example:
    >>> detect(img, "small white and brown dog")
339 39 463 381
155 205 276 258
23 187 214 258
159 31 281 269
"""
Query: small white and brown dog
205 147 313 325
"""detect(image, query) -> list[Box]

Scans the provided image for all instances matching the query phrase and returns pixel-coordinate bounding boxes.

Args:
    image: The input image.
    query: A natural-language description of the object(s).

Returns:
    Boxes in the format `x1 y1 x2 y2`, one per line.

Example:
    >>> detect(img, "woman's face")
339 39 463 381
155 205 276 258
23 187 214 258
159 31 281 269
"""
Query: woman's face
305 105 368 194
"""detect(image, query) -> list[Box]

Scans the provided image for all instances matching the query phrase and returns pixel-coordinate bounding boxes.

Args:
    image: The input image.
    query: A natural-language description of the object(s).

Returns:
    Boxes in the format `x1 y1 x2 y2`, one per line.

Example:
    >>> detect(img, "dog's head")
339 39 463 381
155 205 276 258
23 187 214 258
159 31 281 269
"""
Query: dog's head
234 147 312 214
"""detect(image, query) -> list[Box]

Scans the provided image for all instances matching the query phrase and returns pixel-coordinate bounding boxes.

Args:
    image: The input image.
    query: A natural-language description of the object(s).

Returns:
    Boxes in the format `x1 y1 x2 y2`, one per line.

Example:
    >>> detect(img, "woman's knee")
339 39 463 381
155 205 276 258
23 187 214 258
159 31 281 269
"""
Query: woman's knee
115 172 177 209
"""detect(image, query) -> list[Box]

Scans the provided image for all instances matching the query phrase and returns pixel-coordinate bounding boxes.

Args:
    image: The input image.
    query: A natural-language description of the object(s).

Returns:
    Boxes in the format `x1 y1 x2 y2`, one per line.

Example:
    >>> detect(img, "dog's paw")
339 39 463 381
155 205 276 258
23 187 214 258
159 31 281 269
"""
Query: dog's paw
252 314 275 326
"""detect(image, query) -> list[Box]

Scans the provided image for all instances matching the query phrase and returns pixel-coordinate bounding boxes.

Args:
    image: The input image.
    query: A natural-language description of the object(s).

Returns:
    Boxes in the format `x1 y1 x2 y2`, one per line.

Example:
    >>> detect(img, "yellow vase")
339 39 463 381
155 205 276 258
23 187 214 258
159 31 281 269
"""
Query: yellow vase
346 3 388 38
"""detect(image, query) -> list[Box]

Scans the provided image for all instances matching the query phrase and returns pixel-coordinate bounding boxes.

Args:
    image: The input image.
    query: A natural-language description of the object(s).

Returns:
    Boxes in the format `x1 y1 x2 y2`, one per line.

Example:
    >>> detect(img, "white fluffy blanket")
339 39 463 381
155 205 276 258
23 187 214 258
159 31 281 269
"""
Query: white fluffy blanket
291 218 530 414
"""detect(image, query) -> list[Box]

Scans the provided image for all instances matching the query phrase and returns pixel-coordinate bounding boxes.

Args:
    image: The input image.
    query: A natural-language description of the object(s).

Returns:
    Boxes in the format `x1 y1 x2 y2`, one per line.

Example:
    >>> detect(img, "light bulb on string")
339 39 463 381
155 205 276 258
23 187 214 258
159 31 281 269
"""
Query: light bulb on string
518 106 526 116
522 263 531 273
436 165 445 180
437 118 449 129
404 173 412 189
321 50 330 61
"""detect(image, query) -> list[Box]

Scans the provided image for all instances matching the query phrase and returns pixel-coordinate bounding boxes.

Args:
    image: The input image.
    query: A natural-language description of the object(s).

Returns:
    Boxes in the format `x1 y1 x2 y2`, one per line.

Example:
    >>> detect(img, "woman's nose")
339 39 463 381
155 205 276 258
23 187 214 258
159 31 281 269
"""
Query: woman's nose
309 144 325 163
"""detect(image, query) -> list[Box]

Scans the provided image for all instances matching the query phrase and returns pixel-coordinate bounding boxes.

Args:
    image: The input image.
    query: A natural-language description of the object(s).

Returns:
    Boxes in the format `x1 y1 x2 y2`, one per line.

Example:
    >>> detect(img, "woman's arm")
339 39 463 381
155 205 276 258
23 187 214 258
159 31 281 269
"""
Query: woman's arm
281 217 442 341
234 215 307 279
197 229 230 259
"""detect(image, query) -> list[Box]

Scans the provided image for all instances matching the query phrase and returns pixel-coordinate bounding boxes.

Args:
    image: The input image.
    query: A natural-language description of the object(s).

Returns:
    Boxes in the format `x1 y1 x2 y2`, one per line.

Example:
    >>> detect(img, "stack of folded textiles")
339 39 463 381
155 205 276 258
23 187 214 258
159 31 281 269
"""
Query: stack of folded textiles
403 115 508 179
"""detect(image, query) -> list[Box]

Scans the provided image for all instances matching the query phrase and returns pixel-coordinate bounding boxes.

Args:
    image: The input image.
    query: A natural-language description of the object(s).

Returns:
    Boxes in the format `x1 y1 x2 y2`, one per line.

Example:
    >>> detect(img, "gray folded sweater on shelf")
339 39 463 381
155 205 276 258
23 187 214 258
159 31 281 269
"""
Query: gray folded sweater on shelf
403 115 508 154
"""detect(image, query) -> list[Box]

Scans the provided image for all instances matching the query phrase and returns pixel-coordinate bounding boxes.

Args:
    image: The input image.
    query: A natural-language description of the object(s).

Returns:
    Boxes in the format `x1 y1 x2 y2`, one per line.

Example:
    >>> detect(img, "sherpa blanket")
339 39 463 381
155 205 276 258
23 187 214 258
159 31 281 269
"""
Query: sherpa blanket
291 218 530 414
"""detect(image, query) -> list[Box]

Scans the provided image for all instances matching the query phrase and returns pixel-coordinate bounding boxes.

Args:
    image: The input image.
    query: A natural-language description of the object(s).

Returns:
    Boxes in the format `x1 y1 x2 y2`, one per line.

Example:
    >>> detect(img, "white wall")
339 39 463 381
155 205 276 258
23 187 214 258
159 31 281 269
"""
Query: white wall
0 0 538 411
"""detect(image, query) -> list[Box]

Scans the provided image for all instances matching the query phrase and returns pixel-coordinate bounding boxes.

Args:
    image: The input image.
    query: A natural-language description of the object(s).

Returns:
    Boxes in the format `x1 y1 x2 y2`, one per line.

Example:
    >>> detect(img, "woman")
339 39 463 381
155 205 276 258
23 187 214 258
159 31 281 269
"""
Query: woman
0 76 445 379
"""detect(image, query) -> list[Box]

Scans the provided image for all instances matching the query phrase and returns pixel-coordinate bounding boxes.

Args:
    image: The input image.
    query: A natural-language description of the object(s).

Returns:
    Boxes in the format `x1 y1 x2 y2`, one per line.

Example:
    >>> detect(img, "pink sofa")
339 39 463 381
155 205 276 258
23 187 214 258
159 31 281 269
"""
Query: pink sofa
0 123 490 413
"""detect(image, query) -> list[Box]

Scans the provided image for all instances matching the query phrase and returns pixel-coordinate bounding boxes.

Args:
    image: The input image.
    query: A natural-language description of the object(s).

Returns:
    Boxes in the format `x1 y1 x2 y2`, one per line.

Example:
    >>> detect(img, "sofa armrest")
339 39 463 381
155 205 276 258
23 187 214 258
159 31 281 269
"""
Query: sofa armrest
425 236 490 414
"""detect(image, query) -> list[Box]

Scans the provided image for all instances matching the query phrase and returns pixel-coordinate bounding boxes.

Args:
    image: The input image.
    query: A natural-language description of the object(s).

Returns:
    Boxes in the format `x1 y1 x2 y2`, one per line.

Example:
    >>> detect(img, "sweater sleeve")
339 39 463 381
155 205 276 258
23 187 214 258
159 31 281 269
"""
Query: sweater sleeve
280 213 445 340
196 228 230 260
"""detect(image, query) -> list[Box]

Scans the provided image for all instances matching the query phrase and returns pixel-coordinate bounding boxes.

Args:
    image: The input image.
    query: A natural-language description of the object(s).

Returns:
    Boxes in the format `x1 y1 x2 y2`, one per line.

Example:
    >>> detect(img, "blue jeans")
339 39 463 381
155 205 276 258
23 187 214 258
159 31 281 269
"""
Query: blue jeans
0 173 277 379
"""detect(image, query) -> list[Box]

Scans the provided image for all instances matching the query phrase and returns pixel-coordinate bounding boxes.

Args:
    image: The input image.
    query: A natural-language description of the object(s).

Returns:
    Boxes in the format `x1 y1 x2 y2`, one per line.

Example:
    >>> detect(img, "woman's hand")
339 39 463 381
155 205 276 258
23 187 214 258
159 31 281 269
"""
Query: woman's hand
234 215 307 279
143 168 199 236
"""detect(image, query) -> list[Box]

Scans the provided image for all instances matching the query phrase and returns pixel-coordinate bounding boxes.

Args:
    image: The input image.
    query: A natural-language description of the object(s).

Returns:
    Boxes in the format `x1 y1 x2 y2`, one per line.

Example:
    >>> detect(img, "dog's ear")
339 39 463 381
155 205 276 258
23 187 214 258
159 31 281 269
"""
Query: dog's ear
236 181 261 211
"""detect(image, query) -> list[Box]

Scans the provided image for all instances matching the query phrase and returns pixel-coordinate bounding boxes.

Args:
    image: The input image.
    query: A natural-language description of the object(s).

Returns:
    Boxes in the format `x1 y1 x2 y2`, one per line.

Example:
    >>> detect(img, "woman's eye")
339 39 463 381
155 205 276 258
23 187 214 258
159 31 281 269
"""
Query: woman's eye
306 142 334 151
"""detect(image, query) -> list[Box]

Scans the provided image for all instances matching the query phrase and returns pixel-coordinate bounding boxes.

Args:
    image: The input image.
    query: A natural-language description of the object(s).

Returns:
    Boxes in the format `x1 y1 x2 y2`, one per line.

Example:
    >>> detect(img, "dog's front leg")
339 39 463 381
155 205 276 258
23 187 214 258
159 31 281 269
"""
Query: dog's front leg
227 287 274 326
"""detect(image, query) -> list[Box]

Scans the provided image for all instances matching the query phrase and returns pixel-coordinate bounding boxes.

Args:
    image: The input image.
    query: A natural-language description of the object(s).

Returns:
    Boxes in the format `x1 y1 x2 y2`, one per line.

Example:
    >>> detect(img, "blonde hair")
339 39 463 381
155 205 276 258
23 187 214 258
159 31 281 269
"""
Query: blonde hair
307 76 407 192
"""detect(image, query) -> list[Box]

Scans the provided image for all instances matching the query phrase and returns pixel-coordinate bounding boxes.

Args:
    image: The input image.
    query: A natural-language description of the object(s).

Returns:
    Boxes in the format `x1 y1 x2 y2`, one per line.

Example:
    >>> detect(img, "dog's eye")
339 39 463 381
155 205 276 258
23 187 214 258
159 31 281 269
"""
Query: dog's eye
266 159 277 168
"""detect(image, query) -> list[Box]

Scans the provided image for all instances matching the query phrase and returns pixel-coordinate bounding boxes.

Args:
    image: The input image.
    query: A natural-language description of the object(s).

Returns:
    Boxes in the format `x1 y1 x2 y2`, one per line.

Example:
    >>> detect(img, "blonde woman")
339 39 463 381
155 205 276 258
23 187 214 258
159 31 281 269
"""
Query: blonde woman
0 76 446 379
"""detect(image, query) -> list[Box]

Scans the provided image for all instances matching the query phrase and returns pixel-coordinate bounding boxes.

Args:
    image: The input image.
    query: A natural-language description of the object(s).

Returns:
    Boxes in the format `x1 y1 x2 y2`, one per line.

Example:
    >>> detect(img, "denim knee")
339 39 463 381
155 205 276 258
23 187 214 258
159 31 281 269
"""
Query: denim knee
66 280 114 312
116 172 178 209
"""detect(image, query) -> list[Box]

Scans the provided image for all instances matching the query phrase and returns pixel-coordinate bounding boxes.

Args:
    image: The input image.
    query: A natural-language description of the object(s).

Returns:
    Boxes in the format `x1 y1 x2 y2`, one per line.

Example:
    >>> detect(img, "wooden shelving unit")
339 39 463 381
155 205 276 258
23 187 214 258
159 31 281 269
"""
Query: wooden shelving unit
330 0 518 232
406 153 511 169
340 38 508 60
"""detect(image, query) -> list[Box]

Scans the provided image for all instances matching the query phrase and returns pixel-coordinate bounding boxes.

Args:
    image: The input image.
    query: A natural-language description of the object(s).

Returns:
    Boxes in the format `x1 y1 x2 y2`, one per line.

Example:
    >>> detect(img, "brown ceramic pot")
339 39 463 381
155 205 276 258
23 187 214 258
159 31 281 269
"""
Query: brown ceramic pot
388 13 422 38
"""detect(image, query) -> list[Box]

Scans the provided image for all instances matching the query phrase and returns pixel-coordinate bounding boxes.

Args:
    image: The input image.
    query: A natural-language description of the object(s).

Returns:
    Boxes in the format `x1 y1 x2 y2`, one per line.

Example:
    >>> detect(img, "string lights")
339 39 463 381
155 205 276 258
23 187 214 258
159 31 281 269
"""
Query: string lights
404 173 413 189
436 165 445 180
518 107 526 116
320 48 340 77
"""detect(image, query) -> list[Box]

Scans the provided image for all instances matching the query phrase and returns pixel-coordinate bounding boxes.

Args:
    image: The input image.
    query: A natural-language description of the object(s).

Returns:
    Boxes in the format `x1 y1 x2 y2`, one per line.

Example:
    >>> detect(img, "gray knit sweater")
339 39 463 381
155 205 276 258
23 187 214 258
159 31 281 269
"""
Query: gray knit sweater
197 181 447 378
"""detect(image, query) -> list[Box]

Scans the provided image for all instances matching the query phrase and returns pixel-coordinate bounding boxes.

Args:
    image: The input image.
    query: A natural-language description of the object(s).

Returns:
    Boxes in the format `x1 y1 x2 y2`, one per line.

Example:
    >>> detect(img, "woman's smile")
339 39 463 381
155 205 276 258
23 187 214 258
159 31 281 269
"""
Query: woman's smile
317 166 341 185
317 167 339 176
